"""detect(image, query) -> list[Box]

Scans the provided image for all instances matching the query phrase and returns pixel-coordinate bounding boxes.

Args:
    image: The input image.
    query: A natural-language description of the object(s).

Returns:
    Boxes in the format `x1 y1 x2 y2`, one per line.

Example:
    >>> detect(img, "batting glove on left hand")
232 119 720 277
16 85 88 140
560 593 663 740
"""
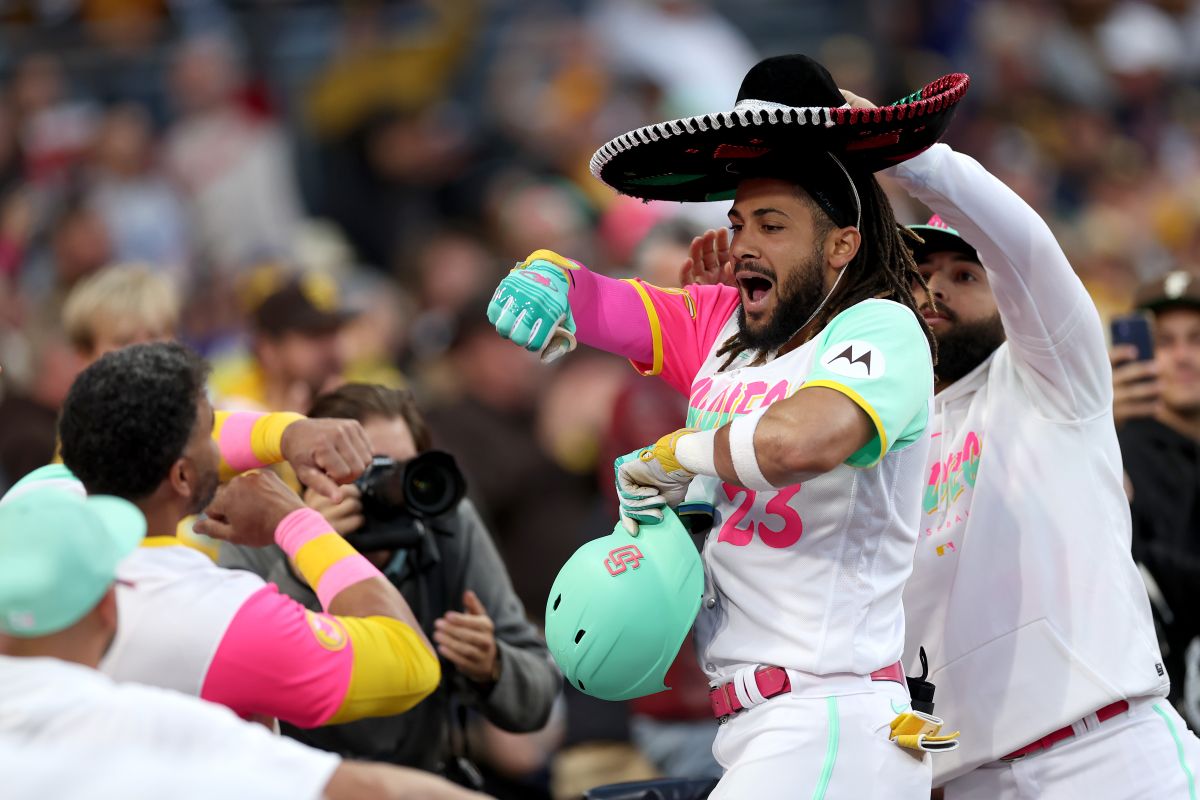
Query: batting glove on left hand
487 249 580 363
614 429 698 535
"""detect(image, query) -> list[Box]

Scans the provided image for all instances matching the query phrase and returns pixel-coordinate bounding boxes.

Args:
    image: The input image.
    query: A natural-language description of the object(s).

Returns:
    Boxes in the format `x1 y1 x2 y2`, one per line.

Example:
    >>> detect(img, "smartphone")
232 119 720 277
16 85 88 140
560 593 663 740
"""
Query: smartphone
1111 313 1155 362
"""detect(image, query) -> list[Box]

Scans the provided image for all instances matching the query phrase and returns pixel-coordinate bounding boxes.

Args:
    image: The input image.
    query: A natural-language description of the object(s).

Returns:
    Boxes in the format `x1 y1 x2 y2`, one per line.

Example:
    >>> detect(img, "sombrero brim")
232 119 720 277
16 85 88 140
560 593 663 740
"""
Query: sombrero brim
590 73 970 203
907 224 979 263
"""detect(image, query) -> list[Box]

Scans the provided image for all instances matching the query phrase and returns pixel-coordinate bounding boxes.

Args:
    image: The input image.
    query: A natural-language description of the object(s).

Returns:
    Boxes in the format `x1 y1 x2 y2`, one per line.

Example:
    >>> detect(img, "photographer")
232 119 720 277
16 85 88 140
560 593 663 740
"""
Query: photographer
219 383 561 784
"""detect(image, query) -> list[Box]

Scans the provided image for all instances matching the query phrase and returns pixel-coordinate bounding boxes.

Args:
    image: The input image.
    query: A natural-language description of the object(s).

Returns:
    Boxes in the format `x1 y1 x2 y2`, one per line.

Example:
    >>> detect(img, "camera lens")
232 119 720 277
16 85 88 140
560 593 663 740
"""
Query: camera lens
402 451 466 518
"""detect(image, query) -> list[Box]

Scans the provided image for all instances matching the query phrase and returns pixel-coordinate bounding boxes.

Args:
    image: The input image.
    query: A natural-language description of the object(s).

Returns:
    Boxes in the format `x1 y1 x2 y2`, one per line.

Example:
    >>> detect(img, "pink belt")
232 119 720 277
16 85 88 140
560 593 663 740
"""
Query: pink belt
1001 700 1130 761
709 661 906 720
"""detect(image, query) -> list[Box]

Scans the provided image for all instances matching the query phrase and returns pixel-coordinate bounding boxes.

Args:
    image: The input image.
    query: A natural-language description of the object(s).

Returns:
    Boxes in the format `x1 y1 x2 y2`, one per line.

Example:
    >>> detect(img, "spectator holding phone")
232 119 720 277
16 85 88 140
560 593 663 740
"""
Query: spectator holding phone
1114 270 1200 727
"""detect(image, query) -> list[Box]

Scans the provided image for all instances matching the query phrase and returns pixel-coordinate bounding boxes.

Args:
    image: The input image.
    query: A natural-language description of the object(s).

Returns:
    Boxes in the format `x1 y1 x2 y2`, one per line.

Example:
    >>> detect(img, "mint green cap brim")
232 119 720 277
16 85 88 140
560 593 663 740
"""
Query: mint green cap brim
3 464 86 506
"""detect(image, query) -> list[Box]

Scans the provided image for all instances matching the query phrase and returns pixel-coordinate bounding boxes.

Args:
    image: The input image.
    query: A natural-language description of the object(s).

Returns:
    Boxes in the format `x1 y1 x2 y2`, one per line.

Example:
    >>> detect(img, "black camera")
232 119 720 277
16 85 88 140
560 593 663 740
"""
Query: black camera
347 451 467 553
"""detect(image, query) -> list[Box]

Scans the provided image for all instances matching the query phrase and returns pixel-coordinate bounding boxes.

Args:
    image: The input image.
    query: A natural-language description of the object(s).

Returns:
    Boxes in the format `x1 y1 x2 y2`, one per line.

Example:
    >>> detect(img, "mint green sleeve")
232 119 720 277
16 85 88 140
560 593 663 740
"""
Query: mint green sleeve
801 300 934 468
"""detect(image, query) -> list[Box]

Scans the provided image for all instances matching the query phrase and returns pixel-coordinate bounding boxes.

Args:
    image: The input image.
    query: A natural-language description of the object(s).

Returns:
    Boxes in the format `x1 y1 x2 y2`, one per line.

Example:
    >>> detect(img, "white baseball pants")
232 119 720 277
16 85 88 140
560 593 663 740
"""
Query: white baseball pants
944 698 1200 800
709 680 932 799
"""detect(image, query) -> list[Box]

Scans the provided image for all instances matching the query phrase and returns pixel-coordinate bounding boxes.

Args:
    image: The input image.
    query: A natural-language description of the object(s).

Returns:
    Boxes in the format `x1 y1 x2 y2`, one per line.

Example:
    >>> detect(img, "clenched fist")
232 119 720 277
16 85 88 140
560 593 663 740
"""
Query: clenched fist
197 470 307 547
281 418 373 502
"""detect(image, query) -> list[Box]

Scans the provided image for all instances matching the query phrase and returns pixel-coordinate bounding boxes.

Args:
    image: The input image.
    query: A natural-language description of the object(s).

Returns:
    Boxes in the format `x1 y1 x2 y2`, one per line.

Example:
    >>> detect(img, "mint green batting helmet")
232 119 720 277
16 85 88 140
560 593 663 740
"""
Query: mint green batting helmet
545 508 704 701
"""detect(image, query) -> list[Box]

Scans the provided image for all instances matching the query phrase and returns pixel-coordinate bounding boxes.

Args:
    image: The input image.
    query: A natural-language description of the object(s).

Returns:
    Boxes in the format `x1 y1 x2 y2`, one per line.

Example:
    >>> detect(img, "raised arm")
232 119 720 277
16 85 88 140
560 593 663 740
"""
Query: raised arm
887 142 1111 419
196 471 440 727
489 249 741 394
212 411 373 500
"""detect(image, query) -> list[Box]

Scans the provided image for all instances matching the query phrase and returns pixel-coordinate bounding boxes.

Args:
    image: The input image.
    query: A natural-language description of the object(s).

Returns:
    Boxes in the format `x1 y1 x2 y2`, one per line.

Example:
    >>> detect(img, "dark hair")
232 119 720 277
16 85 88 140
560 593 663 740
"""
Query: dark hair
715 169 936 369
308 383 433 452
59 342 211 500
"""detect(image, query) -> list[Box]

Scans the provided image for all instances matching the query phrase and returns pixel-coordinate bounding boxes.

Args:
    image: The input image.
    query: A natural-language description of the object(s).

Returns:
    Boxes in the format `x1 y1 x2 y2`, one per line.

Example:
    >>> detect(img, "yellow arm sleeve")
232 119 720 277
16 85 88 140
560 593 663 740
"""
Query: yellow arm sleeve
328 616 441 724
213 410 305 481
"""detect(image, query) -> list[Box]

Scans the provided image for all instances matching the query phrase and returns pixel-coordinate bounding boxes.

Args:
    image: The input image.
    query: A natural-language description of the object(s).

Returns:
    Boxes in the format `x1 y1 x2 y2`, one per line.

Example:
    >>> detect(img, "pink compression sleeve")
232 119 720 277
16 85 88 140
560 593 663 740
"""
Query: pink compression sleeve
569 266 655 363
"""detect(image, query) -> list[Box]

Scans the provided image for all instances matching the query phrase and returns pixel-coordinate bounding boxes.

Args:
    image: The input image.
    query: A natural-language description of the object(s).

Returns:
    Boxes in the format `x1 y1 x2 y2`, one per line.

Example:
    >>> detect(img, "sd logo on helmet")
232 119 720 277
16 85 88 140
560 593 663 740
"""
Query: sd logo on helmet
544 508 704 701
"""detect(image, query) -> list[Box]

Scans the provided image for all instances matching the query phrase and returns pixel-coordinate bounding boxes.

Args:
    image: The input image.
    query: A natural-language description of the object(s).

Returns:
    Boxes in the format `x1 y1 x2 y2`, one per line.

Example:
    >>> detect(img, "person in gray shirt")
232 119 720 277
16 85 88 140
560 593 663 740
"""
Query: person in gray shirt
220 383 560 786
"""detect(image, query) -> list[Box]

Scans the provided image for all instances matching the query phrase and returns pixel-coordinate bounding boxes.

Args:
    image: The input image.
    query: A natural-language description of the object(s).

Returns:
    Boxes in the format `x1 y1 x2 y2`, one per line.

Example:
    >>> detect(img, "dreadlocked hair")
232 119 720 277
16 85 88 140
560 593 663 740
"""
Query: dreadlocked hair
715 172 937 371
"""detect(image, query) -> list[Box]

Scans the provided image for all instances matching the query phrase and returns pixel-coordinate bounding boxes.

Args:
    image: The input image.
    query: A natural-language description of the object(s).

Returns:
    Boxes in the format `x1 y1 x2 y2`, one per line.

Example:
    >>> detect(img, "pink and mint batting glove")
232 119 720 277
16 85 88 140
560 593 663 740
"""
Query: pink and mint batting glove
487 249 580 363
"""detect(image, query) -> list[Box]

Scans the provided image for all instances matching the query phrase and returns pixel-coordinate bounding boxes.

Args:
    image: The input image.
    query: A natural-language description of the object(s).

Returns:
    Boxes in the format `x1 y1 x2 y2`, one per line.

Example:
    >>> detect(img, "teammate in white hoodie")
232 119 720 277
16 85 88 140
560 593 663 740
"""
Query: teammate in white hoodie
832 89 1200 798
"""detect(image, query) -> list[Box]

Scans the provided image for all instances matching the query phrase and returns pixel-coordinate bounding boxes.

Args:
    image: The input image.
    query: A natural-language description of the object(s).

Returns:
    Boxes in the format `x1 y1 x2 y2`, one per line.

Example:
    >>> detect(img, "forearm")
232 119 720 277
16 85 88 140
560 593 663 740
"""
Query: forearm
888 143 1090 341
276 508 433 654
678 388 874 488
568 265 655 363
213 410 304 480
475 640 561 732
325 762 466 800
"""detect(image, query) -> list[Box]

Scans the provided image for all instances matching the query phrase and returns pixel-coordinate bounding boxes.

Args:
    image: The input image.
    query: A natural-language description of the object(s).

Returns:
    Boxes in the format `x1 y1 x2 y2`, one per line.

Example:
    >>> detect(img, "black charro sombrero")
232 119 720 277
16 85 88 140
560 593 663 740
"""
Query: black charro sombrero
589 54 970 203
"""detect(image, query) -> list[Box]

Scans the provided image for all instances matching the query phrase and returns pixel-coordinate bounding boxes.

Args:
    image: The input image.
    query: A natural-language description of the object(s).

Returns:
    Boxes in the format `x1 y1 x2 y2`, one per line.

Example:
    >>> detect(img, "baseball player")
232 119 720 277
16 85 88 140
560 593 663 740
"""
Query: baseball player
831 87 1200 798
7 343 442 729
488 55 970 799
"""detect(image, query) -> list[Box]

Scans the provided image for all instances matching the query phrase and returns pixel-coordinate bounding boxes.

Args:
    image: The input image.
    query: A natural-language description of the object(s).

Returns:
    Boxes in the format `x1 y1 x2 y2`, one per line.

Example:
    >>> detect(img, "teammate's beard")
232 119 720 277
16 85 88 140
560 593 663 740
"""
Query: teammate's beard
187 463 221 517
929 304 1006 385
736 247 826 353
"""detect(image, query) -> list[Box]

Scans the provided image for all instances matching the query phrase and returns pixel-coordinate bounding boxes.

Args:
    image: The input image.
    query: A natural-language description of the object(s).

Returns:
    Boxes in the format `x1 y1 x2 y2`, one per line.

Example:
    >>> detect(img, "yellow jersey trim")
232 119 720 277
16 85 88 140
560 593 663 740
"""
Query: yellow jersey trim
623 279 665 377
801 379 888 468
140 536 182 548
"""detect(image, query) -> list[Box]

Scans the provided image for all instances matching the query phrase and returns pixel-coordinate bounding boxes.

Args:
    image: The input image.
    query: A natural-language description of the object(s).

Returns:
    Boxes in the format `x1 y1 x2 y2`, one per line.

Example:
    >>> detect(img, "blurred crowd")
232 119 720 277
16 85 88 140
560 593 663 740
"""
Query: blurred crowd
0 0 1198 797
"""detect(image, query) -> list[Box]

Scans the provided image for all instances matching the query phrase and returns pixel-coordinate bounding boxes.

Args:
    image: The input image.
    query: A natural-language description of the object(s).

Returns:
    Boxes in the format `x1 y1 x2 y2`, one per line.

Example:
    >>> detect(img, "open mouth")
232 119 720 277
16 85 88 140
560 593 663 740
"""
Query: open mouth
736 270 775 312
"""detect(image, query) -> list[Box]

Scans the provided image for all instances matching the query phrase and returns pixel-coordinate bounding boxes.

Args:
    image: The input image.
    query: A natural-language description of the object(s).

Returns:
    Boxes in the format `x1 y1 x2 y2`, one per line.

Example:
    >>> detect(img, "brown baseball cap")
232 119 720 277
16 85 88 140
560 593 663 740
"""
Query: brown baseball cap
253 275 357 336
1135 270 1200 313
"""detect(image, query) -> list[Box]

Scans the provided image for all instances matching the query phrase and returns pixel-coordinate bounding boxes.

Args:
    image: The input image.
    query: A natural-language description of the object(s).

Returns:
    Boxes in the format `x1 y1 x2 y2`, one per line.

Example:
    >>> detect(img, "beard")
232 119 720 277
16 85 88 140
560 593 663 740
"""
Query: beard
928 304 1006 385
187 464 221 517
736 248 827 353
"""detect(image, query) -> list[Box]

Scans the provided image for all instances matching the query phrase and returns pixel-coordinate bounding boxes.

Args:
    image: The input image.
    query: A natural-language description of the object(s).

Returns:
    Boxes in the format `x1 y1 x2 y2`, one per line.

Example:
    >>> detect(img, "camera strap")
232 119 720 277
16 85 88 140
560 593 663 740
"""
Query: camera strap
409 524 484 790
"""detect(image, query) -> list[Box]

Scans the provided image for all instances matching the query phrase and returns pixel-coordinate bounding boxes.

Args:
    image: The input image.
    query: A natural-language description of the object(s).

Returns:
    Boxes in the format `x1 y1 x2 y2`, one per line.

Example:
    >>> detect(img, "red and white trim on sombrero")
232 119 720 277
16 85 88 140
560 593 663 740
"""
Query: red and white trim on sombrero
589 104 841 180
588 72 970 182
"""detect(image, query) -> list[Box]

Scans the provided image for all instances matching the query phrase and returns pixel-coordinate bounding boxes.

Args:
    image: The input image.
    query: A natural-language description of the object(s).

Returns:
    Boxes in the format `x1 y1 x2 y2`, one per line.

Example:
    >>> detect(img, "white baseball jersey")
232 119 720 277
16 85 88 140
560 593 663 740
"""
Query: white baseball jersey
102 541 264 695
624 288 934 684
888 144 1170 785
0 655 338 799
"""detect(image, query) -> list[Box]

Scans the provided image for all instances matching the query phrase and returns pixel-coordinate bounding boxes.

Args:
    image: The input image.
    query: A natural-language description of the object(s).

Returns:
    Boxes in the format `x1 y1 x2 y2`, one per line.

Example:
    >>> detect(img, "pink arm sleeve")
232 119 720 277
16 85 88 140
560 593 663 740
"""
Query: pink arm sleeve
201 585 352 728
569 266 655 363
570 266 741 396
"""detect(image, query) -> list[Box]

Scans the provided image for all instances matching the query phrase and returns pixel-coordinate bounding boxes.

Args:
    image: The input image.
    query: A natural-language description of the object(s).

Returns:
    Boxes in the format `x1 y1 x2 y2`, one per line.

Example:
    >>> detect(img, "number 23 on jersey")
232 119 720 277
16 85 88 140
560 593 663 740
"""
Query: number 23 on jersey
717 483 803 548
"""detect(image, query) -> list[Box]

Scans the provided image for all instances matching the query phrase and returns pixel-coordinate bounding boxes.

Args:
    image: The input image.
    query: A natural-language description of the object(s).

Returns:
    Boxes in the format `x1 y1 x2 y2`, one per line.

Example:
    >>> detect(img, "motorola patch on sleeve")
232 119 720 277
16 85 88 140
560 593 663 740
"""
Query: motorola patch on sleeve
819 340 885 380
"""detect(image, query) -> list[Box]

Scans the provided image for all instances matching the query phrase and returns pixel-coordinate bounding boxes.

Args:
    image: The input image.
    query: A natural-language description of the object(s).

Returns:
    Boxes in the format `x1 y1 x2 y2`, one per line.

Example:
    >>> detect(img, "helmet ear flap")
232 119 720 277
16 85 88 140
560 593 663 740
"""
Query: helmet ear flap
544 509 705 701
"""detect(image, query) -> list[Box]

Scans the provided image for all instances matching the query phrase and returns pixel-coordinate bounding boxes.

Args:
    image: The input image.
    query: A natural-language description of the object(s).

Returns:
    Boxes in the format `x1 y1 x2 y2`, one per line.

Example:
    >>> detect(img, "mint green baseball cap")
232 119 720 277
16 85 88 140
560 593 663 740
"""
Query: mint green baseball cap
907 214 979 264
0 487 145 637
2 464 86 506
